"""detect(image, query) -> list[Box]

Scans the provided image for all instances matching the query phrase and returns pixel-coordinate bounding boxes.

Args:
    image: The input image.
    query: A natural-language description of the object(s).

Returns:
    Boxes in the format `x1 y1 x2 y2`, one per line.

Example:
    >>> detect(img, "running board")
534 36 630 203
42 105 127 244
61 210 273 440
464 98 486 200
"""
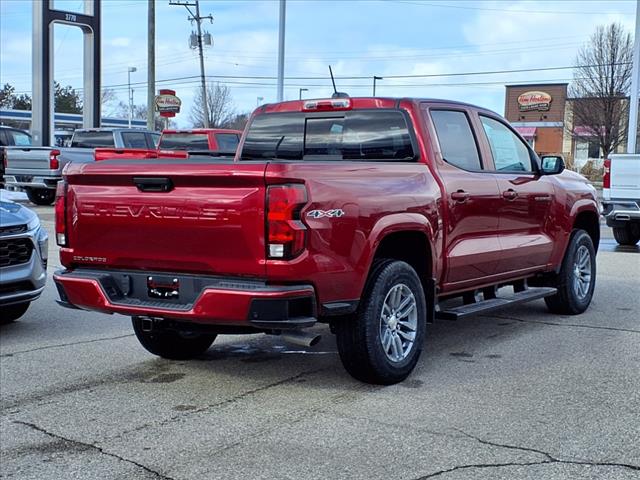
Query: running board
435 287 557 321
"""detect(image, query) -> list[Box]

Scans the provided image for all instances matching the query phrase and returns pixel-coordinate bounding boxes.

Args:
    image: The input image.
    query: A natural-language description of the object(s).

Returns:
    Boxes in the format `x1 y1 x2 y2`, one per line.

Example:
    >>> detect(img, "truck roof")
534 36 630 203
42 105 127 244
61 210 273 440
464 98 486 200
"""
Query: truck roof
258 97 499 117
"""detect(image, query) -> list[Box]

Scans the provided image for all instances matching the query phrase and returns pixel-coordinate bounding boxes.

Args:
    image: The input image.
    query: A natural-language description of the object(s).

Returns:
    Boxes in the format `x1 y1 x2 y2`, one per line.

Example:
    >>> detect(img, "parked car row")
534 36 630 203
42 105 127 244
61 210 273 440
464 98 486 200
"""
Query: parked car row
2 127 242 205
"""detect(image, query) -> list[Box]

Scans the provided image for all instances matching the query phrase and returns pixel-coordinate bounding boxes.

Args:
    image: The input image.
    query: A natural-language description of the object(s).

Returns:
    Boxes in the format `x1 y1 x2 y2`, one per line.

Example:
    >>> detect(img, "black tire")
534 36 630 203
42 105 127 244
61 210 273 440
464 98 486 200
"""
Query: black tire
132 317 216 360
26 188 56 206
0 302 30 324
612 225 640 246
335 259 427 385
545 230 596 315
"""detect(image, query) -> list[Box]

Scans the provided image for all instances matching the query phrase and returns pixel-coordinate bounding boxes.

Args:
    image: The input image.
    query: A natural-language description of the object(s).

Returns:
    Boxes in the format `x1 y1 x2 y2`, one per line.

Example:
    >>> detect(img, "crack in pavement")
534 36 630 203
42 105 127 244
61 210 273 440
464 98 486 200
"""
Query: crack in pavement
13 420 177 480
483 314 640 334
111 367 328 441
0 334 135 357
414 429 640 479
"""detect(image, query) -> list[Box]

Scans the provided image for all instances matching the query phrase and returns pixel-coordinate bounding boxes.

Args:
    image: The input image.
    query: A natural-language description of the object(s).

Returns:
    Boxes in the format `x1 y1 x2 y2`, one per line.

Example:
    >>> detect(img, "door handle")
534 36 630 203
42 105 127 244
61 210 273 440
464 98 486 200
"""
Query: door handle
502 189 518 200
133 177 174 192
451 190 470 202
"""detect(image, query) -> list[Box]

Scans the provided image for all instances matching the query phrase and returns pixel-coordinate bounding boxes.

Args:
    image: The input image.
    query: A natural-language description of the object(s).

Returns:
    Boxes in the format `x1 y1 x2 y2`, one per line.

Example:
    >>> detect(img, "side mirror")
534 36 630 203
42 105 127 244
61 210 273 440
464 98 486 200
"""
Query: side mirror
540 155 565 175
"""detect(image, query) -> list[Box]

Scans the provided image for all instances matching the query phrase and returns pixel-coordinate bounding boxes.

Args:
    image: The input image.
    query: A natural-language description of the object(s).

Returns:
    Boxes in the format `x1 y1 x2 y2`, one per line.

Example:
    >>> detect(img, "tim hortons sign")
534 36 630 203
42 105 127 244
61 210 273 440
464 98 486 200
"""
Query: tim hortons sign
517 91 552 112
155 89 181 118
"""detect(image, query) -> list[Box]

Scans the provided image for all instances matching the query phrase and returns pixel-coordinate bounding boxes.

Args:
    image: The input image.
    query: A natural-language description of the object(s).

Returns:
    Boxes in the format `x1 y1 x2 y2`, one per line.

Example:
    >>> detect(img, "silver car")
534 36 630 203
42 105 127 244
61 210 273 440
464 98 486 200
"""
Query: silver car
0 193 47 323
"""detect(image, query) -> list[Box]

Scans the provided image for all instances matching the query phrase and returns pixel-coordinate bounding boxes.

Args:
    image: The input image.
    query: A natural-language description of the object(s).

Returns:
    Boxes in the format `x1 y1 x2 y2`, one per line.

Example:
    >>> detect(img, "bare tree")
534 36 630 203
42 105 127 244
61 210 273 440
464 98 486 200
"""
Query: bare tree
190 83 235 128
570 23 633 158
113 101 165 130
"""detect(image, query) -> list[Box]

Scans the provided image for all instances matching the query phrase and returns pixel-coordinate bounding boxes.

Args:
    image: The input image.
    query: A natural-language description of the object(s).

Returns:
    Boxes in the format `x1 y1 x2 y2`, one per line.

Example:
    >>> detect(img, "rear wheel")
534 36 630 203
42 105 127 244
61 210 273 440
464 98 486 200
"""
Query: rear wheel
612 224 640 246
132 317 216 360
335 260 426 385
1 302 30 324
545 230 596 315
26 188 56 206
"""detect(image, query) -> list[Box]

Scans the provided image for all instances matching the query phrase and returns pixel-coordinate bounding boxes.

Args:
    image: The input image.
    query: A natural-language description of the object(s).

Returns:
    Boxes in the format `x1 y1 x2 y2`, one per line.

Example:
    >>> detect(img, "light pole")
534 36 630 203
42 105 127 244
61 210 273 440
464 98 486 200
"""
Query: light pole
373 76 383 97
127 66 137 128
299 88 308 100
256 96 264 107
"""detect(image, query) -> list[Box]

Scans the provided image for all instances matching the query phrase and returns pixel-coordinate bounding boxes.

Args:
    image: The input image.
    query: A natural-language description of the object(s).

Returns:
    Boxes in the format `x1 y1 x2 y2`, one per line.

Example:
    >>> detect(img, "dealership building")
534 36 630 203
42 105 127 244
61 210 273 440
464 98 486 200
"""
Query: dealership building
505 83 627 170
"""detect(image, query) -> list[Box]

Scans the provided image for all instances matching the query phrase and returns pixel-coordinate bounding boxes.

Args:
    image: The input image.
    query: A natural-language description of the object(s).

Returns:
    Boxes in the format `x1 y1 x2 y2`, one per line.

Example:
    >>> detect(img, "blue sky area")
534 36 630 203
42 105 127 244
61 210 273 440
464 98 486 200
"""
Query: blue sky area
0 0 635 127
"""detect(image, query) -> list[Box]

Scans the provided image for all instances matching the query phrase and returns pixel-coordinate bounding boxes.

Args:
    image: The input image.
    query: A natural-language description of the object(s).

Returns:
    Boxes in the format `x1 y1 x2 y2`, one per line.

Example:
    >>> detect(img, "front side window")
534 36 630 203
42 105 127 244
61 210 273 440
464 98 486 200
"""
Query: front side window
240 110 415 161
430 110 482 171
480 116 534 172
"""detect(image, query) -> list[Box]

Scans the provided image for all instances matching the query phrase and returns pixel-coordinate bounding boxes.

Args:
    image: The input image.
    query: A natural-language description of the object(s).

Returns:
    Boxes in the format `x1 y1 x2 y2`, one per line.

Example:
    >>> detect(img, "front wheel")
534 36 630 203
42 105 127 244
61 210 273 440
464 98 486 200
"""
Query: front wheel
132 317 217 360
335 260 427 385
26 188 56 206
612 224 640 246
1 302 30 324
545 230 596 315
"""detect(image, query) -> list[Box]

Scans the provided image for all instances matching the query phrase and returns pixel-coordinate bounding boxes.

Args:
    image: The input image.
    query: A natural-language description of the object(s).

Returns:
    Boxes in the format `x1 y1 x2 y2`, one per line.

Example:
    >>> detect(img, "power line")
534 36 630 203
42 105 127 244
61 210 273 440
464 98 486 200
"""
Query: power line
386 0 634 15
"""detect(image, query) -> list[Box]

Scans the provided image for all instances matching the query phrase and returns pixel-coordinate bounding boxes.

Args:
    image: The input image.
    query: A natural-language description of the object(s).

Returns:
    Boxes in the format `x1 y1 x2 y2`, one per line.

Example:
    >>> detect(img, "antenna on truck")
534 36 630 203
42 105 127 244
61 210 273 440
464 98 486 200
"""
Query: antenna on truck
329 65 349 99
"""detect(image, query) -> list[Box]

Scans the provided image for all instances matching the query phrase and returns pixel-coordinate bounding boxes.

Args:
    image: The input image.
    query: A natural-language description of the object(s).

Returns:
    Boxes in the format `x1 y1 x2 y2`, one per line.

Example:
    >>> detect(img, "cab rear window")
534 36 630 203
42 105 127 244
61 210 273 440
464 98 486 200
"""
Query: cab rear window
159 133 209 150
240 110 415 161
71 131 115 148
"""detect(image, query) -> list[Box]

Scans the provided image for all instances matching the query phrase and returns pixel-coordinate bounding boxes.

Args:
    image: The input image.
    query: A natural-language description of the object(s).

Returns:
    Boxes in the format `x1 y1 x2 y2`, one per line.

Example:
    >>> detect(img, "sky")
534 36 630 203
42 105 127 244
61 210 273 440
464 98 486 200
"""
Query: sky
0 0 636 127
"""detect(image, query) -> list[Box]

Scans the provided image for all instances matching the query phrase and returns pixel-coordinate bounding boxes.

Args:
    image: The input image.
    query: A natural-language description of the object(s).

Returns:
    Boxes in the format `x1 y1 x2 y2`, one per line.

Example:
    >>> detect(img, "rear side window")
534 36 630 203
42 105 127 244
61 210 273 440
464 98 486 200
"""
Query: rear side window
71 131 115 148
159 133 209 150
215 133 240 152
430 110 481 171
241 110 415 161
121 132 148 149
479 116 534 172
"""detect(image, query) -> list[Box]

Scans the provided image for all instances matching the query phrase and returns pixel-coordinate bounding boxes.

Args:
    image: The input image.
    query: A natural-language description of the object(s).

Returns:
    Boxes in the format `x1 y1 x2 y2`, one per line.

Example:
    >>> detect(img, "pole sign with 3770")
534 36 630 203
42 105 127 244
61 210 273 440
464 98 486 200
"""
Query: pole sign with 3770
155 89 181 118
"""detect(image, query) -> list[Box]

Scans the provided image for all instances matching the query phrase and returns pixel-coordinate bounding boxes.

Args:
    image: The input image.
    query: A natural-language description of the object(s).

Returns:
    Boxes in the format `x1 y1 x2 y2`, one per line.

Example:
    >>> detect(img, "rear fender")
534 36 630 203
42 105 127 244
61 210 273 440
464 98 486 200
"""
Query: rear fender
357 213 436 296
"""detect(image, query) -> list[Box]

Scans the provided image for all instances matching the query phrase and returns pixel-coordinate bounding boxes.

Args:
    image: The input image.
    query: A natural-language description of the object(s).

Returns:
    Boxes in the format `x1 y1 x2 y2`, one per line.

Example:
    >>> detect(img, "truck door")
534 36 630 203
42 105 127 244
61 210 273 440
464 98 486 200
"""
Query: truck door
427 107 502 290
476 114 556 274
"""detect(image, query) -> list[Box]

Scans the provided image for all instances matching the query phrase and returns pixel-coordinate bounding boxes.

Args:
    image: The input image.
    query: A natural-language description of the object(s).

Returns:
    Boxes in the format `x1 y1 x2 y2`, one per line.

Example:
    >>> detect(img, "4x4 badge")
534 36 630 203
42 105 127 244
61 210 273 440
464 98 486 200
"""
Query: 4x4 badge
307 209 345 219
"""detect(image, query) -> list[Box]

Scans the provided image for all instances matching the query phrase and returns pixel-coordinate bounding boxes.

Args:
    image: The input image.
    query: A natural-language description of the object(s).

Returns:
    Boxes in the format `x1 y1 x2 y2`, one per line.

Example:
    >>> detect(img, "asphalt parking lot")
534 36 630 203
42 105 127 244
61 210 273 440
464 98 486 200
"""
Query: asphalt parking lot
1 204 639 480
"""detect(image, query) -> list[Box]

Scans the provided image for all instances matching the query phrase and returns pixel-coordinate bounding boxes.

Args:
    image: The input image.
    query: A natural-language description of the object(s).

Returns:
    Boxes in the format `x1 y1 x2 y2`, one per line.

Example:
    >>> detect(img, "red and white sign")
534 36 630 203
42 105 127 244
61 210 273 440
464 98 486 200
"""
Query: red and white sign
155 89 181 118
517 91 552 112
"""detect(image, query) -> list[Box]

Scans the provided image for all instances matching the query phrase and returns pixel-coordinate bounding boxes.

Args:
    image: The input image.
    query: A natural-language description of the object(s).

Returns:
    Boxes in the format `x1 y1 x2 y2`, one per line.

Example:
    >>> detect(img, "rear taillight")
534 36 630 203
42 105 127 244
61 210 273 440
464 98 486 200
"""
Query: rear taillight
266 184 307 259
603 158 611 189
55 180 68 246
49 149 60 170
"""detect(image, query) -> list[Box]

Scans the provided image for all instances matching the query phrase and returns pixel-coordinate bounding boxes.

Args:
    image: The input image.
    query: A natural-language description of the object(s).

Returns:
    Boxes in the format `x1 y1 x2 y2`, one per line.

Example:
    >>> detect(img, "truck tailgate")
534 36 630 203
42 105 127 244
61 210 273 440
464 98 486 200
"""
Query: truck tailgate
609 154 640 199
63 159 268 277
5 147 53 170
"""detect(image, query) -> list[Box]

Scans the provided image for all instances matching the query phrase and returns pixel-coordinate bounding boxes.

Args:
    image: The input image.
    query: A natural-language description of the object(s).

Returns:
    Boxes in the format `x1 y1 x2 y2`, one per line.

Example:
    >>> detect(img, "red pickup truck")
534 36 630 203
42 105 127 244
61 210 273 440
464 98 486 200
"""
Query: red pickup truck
53 97 599 384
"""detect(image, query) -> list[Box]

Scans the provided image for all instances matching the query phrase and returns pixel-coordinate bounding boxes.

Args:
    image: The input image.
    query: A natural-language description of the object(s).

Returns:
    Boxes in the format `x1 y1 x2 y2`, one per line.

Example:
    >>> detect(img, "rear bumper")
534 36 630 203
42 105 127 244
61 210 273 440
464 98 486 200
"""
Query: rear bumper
53 268 317 329
602 199 640 227
4 174 60 190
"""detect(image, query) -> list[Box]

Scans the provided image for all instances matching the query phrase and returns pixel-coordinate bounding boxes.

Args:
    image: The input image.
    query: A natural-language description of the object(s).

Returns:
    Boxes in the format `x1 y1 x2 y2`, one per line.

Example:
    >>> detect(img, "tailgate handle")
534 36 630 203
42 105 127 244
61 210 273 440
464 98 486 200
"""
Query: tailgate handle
133 177 173 192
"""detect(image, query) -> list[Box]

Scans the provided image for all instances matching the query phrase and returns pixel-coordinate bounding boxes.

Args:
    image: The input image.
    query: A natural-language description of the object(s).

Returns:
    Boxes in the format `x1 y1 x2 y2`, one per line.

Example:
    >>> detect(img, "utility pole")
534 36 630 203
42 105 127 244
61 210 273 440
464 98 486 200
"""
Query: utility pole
127 66 137 128
277 0 286 102
627 0 640 153
373 76 383 97
147 0 155 131
170 1 213 127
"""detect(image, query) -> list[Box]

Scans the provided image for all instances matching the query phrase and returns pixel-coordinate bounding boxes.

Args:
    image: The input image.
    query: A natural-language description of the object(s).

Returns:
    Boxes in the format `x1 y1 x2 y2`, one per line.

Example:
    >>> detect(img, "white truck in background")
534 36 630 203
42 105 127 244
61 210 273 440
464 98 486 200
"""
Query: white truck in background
602 154 640 245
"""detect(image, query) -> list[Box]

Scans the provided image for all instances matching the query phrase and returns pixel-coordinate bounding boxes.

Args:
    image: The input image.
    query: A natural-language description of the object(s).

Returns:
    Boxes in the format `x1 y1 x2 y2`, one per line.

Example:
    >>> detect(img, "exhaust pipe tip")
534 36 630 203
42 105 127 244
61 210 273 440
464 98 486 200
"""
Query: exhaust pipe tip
280 330 322 348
